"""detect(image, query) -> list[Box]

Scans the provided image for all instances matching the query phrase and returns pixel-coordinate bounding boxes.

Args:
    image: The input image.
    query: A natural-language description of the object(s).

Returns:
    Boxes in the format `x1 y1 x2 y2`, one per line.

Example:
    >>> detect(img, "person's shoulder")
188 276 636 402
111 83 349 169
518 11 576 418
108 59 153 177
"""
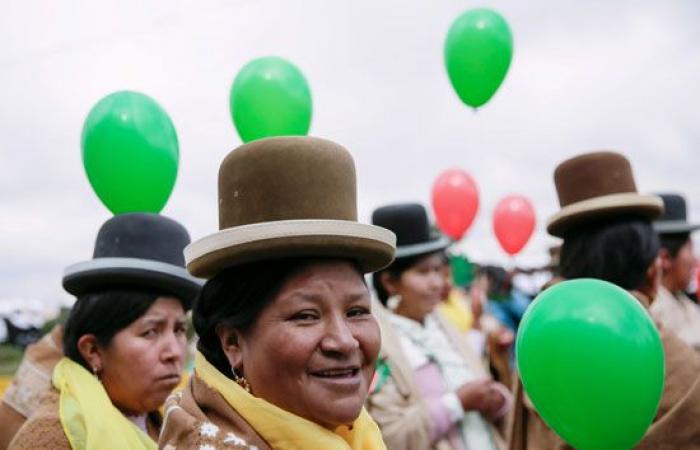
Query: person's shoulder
9 390 70 450
160 379 269 450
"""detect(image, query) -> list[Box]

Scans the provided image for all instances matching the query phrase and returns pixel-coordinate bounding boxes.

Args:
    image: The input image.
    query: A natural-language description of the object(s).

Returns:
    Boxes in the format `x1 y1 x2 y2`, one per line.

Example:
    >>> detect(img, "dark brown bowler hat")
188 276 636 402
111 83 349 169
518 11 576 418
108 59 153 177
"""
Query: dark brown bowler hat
185 137 396 278
547 151 663 237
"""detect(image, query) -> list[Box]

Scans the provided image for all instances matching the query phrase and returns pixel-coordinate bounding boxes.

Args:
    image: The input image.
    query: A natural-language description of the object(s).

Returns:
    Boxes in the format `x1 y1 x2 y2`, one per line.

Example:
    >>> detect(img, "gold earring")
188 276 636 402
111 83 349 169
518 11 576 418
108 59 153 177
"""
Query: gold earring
232 367 251 393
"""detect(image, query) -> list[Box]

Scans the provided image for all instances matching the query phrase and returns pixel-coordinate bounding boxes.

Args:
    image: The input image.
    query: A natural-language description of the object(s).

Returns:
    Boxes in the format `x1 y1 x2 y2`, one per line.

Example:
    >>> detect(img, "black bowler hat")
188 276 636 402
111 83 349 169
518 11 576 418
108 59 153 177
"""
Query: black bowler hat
371 203 450 259
63 213 203 309
653 193 700 235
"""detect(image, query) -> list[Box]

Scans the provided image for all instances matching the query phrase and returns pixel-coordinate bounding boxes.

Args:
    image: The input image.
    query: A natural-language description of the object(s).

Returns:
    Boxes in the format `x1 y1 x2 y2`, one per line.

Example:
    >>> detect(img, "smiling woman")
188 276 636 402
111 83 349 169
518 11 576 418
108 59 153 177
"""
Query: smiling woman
367 203 512 450
158 136 396 450
195 258 379 430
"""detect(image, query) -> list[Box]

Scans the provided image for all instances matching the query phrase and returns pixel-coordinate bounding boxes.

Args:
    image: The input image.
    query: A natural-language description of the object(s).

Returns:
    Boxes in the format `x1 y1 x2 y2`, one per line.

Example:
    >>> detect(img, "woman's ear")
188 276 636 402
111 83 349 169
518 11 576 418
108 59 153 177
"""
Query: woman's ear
644 256 662 301
380 271 399 297
77 334 103 374
659 248 672 272
216 324 244 371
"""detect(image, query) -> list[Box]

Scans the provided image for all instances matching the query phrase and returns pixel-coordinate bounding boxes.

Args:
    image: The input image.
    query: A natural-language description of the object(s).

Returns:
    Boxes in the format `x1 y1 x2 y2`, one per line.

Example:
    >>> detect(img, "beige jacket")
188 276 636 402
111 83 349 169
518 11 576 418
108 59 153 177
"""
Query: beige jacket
0 325 63 450
7 389 71 450
159 375 271 450
367 303 507 450
507 291 700 450
9 387 161 450
650 286 700 351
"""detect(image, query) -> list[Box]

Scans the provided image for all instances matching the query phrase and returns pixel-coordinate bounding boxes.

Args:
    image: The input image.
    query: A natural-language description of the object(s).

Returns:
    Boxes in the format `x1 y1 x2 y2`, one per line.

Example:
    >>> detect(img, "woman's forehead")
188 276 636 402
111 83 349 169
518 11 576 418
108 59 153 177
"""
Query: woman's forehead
412 252 446 268
139 296 186 318
275 263 368 300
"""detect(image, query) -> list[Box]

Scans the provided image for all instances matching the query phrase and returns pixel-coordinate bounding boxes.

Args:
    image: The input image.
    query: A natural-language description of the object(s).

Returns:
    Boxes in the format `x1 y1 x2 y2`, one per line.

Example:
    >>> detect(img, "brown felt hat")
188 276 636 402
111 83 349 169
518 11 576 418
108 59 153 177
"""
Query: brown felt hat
185 137 396 279
547 151 664 237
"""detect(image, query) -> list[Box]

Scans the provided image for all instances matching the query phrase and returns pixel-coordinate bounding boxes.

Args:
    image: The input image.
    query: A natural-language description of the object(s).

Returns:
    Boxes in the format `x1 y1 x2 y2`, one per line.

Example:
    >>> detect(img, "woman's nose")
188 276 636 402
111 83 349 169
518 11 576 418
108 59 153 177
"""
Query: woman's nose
161 332 185 363
321 318 360 355
428 271 444 291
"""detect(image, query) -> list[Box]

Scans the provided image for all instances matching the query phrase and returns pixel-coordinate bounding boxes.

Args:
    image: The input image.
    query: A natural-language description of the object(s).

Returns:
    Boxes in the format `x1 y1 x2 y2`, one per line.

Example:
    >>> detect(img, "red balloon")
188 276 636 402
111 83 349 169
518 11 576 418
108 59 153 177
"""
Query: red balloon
431 169 479 240
493 195 536 255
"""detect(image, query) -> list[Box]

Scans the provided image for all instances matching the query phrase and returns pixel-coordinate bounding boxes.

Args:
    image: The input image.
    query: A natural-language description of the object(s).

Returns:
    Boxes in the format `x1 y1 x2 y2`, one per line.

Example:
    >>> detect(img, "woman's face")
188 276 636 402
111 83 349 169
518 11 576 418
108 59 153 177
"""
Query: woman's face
388 253 446 322
98 296 187 415
666 238 697 291
231 260 380 429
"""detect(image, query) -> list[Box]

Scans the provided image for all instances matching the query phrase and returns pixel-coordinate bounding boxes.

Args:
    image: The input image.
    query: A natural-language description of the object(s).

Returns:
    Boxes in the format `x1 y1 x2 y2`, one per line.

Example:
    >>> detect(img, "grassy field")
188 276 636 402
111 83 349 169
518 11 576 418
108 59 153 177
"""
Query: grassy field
0 344 23 376
0 344 22 396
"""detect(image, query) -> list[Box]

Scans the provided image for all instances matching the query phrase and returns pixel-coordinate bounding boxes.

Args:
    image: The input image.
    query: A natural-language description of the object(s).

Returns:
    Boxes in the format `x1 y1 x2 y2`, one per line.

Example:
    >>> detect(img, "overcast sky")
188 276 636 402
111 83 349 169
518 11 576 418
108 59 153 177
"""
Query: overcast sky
1 0 699 308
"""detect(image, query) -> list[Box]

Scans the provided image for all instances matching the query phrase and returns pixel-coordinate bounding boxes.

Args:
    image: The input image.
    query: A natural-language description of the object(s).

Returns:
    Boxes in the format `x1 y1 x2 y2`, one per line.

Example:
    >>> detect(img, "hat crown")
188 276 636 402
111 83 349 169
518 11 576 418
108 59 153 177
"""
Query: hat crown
554 151 637 207
93 213 190 267
218 137 357 230
657 193 688 222
372 203 432 246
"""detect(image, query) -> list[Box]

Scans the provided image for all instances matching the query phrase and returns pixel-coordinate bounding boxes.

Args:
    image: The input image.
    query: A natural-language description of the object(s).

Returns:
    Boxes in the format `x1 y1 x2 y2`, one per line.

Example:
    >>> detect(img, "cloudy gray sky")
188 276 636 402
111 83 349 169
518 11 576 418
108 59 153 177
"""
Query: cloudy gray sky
1 0 699 308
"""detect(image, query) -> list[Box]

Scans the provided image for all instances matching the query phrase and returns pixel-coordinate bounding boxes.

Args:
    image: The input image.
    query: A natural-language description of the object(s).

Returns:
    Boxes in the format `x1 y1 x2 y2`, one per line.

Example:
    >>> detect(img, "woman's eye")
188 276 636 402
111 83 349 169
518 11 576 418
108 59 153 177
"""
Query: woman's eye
142 329 158 338
348 307 370 318
291 311 318 322
175 325 187 335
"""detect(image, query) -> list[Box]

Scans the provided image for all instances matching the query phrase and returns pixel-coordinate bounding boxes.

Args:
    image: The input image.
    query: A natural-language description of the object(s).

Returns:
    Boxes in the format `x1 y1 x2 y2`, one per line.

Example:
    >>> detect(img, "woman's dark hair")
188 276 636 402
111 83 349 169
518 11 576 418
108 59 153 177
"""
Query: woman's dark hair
371 251 445 305
194 257 363 377
560 218 660 291
482 265 511 299
63 289 165 370
660 232 691 258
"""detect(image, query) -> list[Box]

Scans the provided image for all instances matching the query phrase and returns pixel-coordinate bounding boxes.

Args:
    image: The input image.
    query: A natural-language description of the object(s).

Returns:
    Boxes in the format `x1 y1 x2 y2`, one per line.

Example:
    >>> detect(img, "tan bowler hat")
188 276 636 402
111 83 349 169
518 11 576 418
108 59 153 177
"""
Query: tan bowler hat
185 137 396 279
547 151 663 238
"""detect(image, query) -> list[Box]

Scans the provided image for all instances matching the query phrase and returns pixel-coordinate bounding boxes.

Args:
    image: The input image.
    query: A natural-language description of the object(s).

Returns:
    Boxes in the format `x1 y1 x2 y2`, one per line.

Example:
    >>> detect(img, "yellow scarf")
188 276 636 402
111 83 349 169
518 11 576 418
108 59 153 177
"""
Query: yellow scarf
195 352 386 450
439 289 475 332
52 357 156 450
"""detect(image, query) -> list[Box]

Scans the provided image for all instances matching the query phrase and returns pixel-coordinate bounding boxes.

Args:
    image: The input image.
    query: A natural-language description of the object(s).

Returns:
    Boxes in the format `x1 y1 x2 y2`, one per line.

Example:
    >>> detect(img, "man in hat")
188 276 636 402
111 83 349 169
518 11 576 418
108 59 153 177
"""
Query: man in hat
507 152 700 449
0 213 201 449
650 194 700 350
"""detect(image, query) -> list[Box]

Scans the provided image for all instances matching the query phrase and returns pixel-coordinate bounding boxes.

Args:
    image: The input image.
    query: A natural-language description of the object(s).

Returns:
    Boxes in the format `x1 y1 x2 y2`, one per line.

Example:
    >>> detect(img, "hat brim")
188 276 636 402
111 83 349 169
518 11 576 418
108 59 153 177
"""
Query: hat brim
395 236 451 259
63 258 203 309
185 220 396 279
547 192 664 238
654 221 700 235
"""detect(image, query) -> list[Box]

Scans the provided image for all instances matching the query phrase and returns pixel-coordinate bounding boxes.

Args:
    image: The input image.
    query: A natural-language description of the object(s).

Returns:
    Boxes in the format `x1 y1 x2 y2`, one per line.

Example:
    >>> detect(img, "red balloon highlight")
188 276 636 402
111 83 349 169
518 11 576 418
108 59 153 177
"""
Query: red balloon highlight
431 169 479 240
493 195 535 255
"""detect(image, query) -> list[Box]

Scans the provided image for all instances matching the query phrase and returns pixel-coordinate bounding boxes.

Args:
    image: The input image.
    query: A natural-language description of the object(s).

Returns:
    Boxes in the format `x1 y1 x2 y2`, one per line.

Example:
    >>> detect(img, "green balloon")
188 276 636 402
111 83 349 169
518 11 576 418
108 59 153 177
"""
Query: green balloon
230 57 312 143
444 8 513 108
516 279 664 450
82 91 179 214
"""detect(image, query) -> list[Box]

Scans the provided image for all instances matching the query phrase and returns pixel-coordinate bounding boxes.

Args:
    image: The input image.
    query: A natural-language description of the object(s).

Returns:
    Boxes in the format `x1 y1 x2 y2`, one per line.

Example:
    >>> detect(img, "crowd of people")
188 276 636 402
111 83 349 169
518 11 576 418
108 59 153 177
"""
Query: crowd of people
0 136 698 449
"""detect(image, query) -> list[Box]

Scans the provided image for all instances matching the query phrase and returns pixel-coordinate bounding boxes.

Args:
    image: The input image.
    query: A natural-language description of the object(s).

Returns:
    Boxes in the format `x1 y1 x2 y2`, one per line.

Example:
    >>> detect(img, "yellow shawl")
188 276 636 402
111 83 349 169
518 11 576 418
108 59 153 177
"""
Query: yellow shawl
195 352 386 450
52 357 156 450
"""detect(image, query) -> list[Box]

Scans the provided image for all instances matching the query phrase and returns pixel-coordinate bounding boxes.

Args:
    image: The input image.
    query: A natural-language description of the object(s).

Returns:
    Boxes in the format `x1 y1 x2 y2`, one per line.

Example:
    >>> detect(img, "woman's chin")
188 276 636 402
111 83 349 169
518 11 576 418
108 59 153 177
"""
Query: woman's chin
308 400 364 430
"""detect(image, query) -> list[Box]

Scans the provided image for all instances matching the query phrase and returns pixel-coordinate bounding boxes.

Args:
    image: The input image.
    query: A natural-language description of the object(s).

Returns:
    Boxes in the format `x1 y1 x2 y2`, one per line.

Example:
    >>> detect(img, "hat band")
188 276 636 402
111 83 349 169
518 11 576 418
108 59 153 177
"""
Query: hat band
654 220 700 234
185 219 396 266
395 236 451 259
64 258 201 286
547 192 663 230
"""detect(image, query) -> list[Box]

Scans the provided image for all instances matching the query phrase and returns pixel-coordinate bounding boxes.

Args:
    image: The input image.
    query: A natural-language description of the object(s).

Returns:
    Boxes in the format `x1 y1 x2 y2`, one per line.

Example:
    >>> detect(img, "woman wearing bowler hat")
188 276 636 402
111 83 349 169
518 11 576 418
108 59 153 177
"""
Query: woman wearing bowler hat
367 203 511 450
9 213 202 450
508 151 700 449
650 193 700 350
158 137 396 450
